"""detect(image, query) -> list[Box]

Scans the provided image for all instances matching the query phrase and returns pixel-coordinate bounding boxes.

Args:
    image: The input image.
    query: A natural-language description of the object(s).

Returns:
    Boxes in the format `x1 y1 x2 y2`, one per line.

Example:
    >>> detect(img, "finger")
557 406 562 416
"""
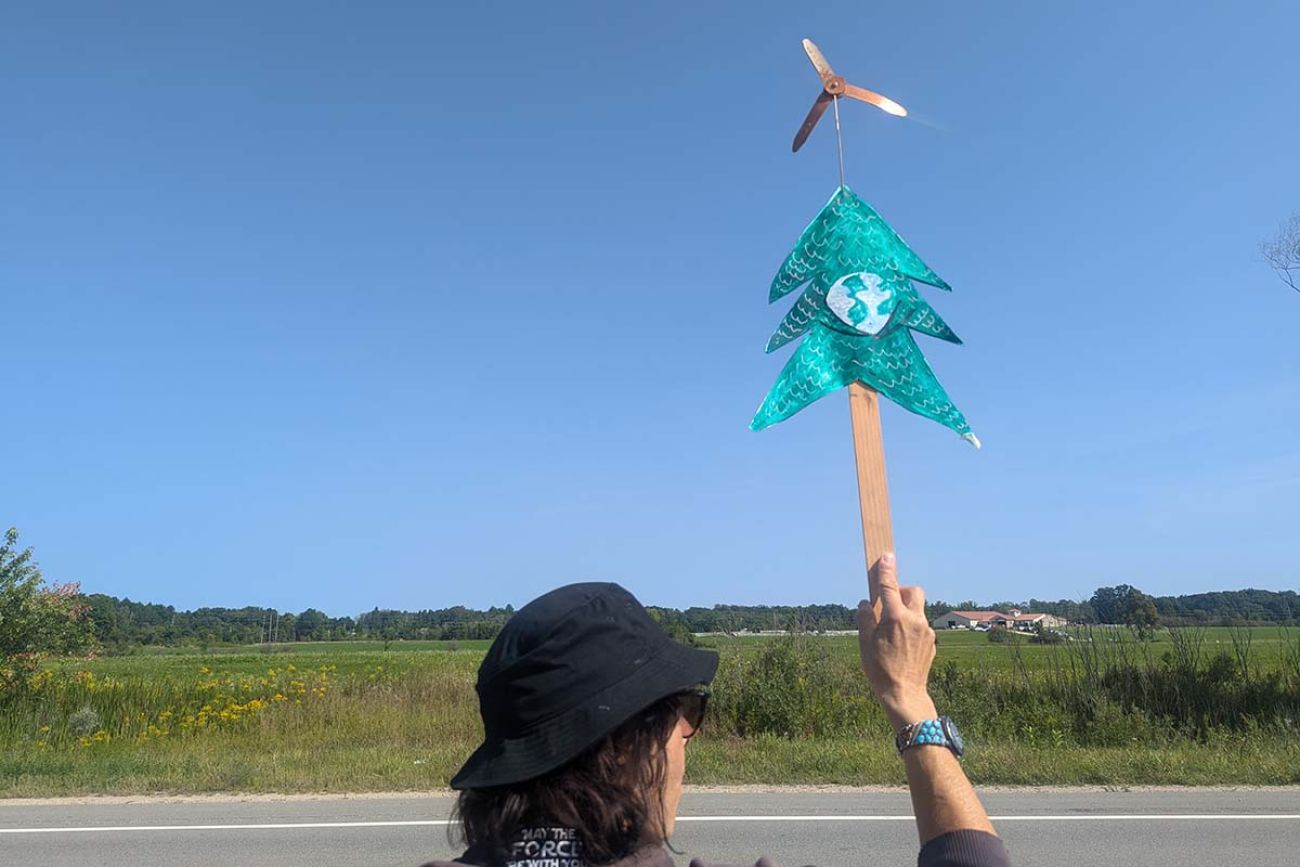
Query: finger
868 552 903 613
856 598 878 632
899 584 926 614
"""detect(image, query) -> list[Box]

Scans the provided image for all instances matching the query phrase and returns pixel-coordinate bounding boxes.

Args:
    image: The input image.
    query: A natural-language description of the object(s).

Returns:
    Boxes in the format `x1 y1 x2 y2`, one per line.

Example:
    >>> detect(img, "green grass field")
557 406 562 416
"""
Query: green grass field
115 638 496 656
3 627 1299 797
713 626 1300 664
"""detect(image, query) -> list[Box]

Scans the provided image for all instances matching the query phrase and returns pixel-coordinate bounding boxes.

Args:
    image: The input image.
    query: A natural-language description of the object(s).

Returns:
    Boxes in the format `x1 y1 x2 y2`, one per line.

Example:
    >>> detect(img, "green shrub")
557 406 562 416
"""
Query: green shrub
708 636 881 738
67 706 101 738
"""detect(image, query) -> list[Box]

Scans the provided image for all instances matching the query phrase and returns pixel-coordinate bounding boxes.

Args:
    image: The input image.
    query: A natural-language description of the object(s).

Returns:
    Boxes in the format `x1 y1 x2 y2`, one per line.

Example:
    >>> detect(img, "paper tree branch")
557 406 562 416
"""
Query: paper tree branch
751 185 978 448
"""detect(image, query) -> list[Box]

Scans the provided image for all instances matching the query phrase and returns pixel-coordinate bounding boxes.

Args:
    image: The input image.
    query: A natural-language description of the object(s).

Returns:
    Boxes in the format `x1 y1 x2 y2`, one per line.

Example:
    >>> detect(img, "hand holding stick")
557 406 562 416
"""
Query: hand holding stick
857 553 999 849
857 552 937 730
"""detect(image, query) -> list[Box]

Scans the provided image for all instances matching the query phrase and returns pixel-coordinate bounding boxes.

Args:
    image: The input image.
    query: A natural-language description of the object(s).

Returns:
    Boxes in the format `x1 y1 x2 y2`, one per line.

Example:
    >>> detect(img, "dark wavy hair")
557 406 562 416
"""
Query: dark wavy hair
452 693 686 866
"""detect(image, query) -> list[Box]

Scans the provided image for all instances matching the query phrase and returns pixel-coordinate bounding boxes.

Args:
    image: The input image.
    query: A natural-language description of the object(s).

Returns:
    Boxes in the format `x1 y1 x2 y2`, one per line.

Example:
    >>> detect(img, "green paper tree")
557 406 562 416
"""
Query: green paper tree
751 185 978 447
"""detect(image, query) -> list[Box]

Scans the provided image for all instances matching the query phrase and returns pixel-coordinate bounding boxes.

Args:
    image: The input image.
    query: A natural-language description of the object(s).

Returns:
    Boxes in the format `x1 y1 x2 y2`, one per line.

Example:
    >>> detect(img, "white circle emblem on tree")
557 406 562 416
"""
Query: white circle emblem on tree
826 271 895 336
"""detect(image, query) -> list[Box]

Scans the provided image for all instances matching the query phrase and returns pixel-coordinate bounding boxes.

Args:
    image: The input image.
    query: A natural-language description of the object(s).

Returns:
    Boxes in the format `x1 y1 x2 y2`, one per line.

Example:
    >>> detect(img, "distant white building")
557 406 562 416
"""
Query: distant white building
1004 609 1068 631
931 610 1004 630
931 609 1067 631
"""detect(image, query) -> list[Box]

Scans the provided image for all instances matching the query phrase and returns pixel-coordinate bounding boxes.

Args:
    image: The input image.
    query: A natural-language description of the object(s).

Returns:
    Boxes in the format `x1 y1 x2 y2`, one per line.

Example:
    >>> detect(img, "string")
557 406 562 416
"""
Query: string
832 94 846 189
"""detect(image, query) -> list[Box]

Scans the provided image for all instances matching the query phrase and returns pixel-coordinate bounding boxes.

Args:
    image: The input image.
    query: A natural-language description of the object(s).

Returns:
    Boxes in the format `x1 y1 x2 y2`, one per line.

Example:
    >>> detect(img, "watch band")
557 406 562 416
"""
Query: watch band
895 717 952 754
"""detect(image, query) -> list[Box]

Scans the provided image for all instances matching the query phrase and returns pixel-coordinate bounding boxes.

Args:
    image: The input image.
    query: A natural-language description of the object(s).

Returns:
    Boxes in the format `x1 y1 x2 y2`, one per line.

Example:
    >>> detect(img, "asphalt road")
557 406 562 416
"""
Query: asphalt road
3 788 1300 867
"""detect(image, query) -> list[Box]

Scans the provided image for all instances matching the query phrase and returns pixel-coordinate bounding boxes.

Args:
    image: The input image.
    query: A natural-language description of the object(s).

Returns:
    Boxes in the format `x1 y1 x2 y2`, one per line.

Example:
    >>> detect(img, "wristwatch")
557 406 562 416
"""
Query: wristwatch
895 715 965 758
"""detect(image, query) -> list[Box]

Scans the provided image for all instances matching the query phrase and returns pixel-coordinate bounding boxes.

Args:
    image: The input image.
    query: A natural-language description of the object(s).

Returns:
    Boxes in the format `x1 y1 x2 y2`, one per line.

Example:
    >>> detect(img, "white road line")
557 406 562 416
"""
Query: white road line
3 815 1300 834
0 821 450 834
689 815 1300 822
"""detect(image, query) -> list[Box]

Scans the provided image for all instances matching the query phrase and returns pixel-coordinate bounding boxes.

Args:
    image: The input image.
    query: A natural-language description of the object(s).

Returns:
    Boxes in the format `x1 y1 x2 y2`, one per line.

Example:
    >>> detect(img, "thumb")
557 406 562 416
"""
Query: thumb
857 598 878 631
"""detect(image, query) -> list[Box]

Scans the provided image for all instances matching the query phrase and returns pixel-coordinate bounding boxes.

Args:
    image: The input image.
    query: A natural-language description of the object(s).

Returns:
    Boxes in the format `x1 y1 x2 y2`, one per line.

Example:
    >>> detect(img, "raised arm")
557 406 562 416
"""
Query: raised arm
857 553 1009 866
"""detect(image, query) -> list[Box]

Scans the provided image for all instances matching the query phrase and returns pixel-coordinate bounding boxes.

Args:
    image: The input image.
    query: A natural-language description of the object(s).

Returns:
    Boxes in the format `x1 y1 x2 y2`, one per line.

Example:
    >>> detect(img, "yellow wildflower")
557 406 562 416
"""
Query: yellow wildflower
78 730 110 748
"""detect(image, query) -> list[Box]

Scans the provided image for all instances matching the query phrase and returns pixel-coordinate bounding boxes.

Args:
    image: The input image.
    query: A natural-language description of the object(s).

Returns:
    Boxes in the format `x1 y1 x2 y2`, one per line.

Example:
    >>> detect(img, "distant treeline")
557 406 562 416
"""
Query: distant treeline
928 588 1300 629
81 586 1300 649
82 596 516 648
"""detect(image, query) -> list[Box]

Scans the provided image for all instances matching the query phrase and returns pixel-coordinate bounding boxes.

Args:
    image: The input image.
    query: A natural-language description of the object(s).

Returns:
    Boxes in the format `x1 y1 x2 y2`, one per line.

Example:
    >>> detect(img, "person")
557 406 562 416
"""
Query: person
424 553 1009 867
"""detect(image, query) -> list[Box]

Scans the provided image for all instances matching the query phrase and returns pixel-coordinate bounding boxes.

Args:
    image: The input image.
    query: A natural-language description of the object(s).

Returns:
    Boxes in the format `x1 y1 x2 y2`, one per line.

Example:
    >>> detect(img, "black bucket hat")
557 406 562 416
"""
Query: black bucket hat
450 582 718 790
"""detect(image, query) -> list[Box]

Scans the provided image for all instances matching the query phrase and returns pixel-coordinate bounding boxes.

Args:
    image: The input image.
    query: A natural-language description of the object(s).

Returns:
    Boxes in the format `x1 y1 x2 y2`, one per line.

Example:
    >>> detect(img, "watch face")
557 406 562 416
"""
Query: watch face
941 717 965 756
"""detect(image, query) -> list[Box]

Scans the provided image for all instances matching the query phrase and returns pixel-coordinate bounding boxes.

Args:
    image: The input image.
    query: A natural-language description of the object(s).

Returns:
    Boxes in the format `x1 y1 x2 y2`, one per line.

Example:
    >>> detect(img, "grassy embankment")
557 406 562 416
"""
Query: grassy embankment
3 627 1300 796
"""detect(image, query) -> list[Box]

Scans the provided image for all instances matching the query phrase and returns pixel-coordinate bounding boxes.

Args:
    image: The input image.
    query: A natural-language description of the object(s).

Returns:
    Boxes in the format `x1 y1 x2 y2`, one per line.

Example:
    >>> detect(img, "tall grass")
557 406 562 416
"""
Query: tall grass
3 628 1300 795
707 628 1300 748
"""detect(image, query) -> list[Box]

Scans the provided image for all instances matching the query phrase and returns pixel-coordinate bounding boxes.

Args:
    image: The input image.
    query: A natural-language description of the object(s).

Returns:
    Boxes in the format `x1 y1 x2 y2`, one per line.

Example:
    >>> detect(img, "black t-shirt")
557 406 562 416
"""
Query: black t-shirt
423 828 1011 867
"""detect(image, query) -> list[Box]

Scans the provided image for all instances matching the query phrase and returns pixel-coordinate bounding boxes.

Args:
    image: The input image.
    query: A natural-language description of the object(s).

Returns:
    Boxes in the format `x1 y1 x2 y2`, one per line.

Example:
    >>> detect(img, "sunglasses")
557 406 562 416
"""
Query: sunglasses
676 689 710 739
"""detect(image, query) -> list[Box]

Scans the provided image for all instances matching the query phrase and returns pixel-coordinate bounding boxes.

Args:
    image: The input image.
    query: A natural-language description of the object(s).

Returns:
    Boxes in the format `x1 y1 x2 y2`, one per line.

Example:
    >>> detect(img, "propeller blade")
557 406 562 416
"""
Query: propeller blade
792 91 833 152
842 82 907 117
802 38 835 84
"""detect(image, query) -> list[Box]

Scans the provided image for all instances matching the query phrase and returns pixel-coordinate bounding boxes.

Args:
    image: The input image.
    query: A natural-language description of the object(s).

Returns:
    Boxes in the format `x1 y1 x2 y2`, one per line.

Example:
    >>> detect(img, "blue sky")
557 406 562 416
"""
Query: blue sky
3 2 1297 615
